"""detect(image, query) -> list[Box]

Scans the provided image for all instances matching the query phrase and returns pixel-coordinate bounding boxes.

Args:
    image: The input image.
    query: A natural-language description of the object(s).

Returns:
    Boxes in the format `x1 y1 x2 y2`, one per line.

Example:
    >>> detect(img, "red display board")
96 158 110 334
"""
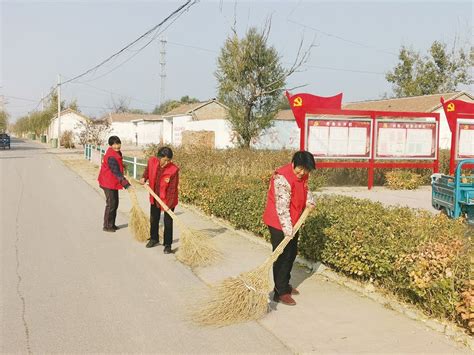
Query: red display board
375 120 437 159
456 121 474 159
306 117 372 159
287 91 441 189
440 98 474 174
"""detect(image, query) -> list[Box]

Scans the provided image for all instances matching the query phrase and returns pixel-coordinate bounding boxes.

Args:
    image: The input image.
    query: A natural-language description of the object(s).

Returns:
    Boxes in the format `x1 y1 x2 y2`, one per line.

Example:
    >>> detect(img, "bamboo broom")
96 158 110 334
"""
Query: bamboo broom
143 183 220 268
128 187 150 243
192 208 311 326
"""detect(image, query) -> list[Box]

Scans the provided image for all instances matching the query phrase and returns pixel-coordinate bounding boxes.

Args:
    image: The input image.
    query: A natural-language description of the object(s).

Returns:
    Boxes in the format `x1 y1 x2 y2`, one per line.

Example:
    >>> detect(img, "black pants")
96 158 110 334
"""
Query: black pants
102 187 119 229
150 204 174 246
269 225 299 296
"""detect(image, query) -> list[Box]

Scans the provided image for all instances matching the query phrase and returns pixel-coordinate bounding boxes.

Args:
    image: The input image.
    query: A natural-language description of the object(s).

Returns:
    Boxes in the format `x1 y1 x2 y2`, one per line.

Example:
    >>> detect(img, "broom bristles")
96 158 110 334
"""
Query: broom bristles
128 189 150 243
192 208 311 326
176 228 220 268
192 264 271 326
141 182 220 267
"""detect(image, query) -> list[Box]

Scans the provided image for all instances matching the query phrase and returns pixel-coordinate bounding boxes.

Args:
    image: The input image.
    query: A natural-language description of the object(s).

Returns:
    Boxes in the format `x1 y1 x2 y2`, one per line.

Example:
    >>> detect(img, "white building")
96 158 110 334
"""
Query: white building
48 108 90 142
344 91 474 149
104 113 163 146
132 116 163 146
161 99 304 150
251 110 300 150
162 99 236 149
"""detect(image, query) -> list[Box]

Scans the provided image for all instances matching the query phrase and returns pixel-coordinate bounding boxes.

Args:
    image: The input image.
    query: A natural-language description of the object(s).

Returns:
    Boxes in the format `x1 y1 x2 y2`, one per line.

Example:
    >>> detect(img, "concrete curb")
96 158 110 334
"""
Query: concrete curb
180 202 473 350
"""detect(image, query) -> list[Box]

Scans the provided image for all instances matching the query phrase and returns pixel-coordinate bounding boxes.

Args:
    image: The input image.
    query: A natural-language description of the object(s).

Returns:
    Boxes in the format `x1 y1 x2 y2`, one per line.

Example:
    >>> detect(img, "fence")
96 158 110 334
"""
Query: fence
84 144 147 180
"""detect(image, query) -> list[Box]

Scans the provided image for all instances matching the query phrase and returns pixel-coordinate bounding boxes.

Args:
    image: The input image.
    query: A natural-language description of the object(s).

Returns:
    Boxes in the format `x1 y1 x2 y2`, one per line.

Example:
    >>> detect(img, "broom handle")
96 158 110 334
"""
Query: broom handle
142 181 310 263
267 207 311 265
142 183 187 229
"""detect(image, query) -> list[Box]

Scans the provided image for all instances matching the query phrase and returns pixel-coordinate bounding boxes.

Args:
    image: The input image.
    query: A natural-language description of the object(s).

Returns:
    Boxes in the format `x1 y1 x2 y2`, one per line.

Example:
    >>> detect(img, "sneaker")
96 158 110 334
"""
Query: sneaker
103 227 115 233
163 245 172 254
146 239 159 248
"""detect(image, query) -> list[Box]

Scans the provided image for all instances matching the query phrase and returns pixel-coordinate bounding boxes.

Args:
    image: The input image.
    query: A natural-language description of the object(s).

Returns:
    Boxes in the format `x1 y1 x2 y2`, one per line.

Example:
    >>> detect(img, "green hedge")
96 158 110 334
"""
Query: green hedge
144 145 469 331
179 171 471 332
299 196 470 323
144 145 451 187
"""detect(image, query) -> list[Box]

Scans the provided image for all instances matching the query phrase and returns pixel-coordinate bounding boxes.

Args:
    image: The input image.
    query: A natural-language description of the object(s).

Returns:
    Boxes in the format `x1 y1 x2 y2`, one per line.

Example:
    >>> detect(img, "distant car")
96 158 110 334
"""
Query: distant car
0 133 11 149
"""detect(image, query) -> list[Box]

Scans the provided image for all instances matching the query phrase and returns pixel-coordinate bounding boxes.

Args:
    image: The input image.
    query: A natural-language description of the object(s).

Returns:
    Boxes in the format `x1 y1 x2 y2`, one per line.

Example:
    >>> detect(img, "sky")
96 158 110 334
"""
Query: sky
1 0 472 120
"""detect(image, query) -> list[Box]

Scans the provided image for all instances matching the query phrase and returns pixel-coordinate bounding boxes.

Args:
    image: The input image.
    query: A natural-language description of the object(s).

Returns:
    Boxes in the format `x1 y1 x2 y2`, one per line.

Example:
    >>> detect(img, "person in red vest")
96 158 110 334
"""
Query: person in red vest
98 136 131 233
140 147 179 254
263 151 316 306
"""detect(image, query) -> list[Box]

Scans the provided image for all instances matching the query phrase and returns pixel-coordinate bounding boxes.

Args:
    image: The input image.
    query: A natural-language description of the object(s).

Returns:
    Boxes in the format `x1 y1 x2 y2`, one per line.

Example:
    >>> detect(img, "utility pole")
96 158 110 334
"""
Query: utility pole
41 92 44 111
159 37 167 105
57 74 61 149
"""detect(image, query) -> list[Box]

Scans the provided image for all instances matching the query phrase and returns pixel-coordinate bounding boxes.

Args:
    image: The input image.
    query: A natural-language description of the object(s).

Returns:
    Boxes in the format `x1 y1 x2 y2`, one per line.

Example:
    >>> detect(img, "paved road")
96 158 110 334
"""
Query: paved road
0 139 289 353
1 139 469 354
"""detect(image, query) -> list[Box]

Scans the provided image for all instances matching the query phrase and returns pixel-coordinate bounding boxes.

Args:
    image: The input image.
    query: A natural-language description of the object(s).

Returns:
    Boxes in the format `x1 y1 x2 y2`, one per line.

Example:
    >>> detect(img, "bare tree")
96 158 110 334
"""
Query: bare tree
75 118 111 146
110 96 131 114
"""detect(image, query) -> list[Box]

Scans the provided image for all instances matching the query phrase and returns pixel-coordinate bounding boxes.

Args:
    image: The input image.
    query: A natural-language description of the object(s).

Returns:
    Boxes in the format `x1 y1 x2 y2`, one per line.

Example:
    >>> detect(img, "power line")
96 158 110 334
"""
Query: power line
167 40 218 53
61 0 196 85
66 78 157 107
4 103 39 109
30 87 57 113
167 40 386 75
77 104 114 110
18 1 196 116
78 5 193 84
3 95 39 102
300 63 386 76
287 19 398 57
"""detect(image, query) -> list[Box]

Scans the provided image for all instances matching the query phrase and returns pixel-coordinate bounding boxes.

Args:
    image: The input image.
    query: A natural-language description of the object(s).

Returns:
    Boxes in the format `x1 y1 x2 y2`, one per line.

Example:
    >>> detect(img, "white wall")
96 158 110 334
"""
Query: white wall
136 121 162 145
162 118 173 145
167 116 300 150
48 112 86 142
172 115 192 146
110 122 135 144
184 119 236 149
252 120 300 150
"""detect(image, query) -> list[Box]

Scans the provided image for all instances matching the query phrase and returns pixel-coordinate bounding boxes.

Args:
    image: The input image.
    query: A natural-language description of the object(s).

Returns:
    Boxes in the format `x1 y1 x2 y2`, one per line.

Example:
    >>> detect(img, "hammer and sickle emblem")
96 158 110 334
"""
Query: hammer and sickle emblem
447 102 455 112
293 97 303 107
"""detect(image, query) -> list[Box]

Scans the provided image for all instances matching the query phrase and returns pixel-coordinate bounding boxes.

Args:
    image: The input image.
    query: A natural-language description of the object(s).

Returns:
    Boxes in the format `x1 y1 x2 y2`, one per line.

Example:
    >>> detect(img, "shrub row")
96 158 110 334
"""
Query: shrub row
178 171 471 332
143 144 470 331
385 170 424 190
298 195 471 327
144 144 451 187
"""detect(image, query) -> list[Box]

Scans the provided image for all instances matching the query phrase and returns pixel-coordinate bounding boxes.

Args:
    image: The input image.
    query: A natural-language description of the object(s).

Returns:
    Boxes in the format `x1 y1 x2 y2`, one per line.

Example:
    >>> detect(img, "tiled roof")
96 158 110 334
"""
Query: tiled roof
106 113 163 123
275 109 295 120
163 102 203 116
52 108 90 121
162 99 229 118
343 92 473 112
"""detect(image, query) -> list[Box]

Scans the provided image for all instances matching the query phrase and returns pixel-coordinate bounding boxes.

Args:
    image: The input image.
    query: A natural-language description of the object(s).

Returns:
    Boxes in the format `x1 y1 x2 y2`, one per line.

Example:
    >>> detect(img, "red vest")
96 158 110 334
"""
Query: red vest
263 163 308 230
98 148 124 190
147 157 179 208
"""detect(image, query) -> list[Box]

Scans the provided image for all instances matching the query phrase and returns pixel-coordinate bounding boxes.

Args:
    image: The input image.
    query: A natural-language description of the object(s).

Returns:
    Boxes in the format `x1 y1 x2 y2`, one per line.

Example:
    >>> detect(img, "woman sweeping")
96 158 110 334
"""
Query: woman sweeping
98 136 131 232
140 147 179 254
263 150 316 306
